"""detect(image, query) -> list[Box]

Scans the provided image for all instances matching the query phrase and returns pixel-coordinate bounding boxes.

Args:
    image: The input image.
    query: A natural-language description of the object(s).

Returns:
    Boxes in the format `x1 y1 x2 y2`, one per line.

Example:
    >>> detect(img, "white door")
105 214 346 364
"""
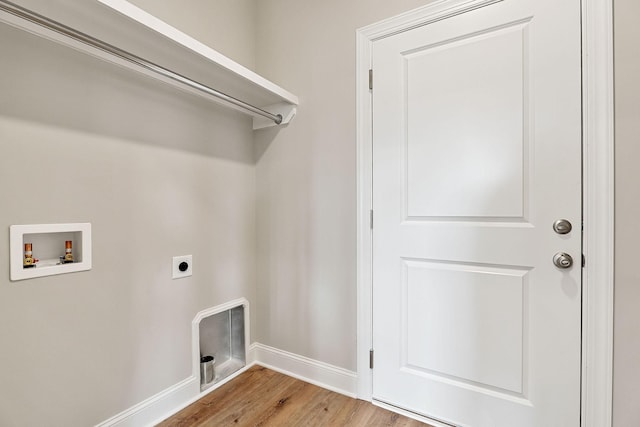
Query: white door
371 0 582 426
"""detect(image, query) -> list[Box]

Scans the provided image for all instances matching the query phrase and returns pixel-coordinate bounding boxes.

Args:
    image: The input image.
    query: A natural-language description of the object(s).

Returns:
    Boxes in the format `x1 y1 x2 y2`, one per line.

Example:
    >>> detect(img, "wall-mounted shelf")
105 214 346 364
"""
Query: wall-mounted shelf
0 0 298 129
9 223 92 281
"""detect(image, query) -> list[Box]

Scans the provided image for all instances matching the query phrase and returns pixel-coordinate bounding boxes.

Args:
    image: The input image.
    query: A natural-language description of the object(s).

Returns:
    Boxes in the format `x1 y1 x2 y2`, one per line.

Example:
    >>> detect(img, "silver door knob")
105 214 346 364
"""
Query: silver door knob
553 252 573 269
553 219 572 235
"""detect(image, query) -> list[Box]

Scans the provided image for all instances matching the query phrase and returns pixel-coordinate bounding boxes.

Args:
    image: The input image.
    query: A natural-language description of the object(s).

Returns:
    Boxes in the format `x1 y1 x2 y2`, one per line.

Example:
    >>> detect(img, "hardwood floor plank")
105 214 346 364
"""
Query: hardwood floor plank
157 365 433 427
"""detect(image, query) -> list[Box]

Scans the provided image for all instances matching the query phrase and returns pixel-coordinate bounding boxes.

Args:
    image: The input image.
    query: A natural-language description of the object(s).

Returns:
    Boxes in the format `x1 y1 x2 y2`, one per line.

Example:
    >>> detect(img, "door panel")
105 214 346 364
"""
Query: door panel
372 1 582 426
406 22 527 219
404 260 527 394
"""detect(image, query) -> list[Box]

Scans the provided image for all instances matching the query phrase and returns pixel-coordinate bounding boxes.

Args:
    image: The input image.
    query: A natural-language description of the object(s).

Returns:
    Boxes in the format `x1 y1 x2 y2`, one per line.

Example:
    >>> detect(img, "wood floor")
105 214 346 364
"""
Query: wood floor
157 365 432 426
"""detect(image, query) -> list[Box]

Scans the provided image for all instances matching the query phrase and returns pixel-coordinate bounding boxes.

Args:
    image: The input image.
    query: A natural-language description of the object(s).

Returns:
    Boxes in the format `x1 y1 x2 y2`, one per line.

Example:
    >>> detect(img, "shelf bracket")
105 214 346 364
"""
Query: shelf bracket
253 102 297 130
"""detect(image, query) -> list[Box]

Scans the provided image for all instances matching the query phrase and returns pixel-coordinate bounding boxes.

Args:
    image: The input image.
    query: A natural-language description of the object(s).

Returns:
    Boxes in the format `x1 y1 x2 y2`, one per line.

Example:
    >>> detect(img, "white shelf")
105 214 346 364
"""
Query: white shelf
9 223 92 281
0 0 298 129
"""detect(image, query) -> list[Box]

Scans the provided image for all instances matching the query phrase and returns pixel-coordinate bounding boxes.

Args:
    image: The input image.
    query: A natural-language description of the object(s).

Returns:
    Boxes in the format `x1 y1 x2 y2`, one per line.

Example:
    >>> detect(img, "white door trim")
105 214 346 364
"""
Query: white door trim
579 0 615 425
355 1 614 426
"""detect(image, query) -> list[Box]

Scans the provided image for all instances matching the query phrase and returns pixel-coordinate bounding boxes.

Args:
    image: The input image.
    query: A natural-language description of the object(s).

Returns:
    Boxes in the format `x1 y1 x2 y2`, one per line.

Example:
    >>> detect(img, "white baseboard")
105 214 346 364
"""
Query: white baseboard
251 342 358 398
96 343 357 426
95 375 198 427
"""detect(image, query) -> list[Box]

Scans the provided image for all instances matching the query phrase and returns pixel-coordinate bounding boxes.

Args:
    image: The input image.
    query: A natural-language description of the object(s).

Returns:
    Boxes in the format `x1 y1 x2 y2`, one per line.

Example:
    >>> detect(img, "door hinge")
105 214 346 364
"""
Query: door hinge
369 69 373 90
582 254 586 268
369 349 374 369
370 209 374 229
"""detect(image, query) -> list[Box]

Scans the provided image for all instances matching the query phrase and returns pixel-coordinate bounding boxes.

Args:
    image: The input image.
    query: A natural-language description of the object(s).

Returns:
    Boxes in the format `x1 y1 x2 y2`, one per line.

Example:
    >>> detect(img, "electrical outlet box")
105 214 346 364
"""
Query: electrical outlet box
172 255 192 279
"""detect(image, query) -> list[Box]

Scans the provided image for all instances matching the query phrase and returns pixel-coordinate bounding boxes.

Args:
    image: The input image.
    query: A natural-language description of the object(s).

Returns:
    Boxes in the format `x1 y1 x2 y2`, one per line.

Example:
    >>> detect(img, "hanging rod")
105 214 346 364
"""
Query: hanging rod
0 0 283 125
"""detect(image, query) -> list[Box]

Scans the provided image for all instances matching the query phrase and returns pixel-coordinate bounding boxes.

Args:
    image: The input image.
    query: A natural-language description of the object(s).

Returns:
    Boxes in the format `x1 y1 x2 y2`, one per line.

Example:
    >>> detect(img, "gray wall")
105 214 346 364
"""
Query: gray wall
0 2 257 425
128 0 257 70
613 0 640 425
0 0 636 425
253 0 434 370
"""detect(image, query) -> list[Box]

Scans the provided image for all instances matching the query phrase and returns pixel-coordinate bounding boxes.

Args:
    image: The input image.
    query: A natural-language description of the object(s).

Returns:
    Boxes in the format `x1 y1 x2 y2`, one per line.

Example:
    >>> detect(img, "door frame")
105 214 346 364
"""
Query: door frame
355 0 614 426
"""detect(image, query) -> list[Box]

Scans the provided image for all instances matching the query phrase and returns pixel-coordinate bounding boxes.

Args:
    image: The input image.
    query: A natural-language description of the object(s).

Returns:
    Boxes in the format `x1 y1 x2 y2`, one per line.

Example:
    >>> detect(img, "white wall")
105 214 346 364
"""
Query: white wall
613 0 640 425
0 2 256 425
253 0 434 371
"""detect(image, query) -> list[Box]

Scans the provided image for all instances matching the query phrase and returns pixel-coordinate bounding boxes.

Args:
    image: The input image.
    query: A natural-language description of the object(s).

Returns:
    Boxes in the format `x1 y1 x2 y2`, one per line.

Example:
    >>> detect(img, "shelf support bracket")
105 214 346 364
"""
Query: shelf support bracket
253 103 297 130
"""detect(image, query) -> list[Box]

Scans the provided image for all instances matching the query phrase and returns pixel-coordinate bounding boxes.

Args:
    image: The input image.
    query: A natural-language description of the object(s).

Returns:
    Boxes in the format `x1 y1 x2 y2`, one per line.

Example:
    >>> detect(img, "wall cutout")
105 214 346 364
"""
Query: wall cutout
9 223 92 281
192 298 249 392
